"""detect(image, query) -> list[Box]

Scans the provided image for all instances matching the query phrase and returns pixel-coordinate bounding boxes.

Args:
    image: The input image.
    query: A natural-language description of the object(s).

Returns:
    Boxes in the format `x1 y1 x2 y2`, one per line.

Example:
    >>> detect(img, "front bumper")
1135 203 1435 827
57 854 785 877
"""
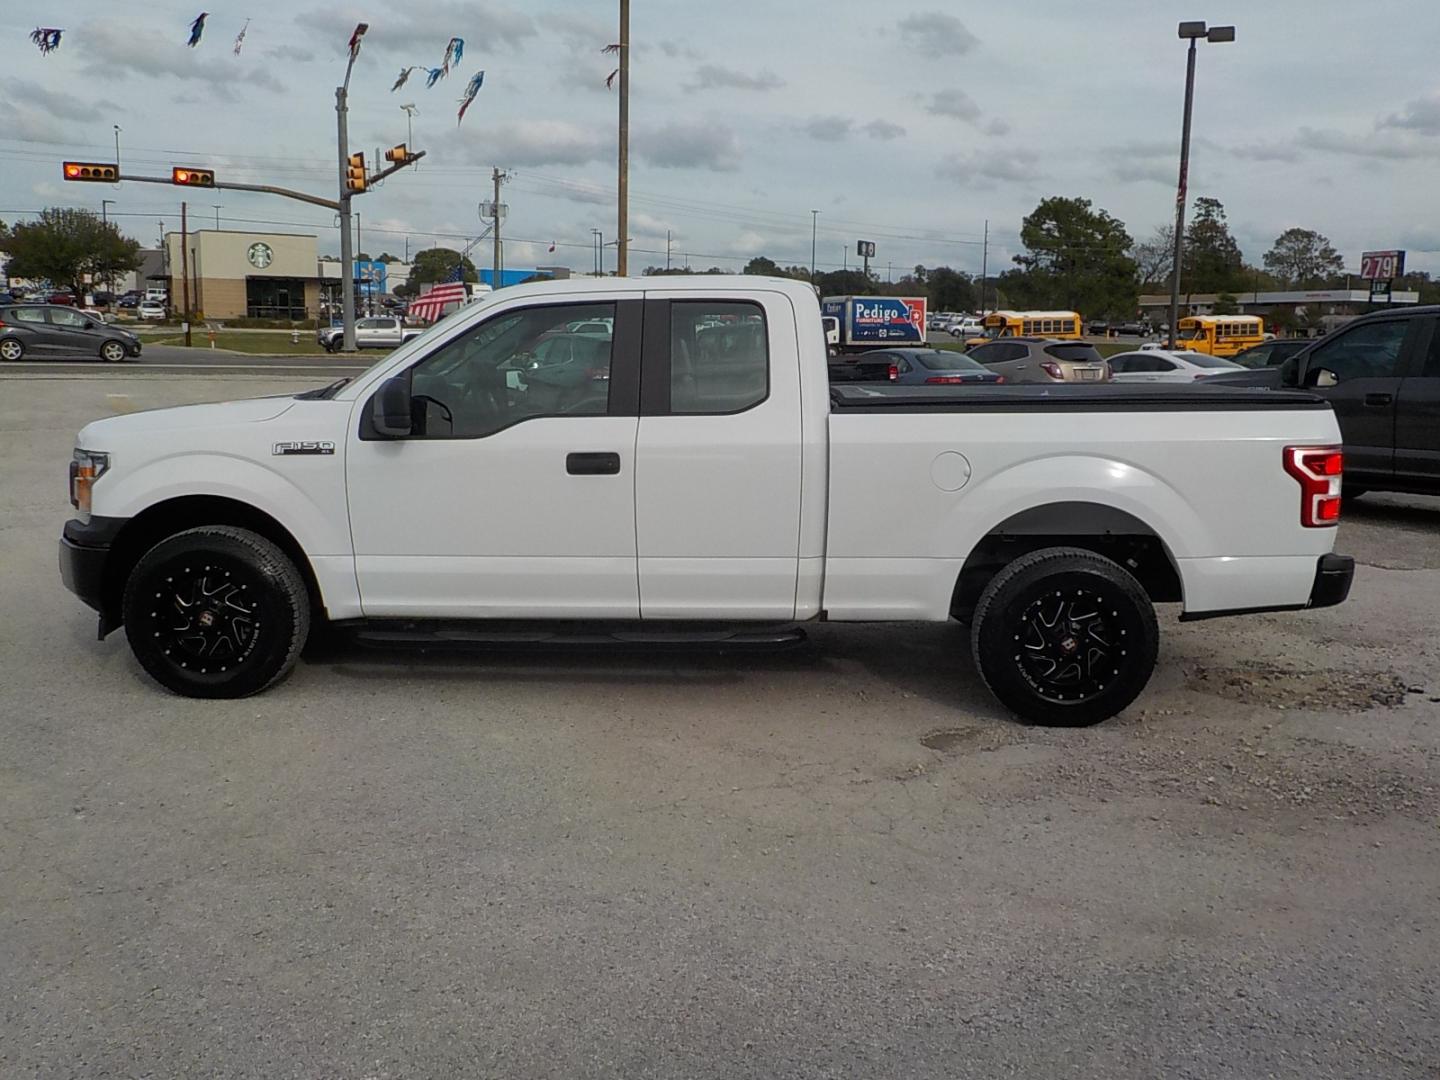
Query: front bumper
58 516 127 635
125 339 143 357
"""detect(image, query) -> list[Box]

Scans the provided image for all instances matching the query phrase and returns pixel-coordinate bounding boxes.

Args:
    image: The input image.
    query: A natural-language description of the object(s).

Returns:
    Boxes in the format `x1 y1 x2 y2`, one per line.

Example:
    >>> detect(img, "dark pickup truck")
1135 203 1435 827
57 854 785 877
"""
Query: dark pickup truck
1207 305 1440 498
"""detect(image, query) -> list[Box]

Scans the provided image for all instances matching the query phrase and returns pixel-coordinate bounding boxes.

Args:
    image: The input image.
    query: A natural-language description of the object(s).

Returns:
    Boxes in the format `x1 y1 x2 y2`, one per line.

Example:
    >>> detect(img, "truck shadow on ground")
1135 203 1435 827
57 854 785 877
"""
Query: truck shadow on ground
307 621 1007 720
1344 493 1440 527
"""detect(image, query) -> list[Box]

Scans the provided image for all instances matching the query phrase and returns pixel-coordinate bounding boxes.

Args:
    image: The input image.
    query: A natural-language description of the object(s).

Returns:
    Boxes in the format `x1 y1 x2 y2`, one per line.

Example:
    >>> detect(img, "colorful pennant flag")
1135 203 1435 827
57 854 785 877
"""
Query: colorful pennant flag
348 22 369 60
30 28 63 55
233 18 250 56
391 67 418 92
442 37 464 74
457 71 485 125
187 12 208 48
424 67 445 88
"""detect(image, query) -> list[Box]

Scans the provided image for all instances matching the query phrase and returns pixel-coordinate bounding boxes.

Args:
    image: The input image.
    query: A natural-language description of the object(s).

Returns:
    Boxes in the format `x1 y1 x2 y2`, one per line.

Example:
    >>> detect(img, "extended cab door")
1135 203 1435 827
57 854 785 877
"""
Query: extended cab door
345 295 644 618
634 292 802 619
1299 315 1419 480
1395 318 1440 491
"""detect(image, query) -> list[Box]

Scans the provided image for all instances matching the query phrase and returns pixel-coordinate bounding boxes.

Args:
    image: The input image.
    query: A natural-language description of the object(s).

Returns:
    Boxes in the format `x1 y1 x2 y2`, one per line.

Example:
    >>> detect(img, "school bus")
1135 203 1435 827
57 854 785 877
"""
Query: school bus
977 310 1083 341
1176 315 1265 357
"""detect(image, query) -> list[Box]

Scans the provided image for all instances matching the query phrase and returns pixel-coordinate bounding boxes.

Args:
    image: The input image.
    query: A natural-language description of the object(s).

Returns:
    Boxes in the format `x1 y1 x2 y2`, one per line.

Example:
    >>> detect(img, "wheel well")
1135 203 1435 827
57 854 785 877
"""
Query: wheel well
951 502 1183 620
102 496 325 628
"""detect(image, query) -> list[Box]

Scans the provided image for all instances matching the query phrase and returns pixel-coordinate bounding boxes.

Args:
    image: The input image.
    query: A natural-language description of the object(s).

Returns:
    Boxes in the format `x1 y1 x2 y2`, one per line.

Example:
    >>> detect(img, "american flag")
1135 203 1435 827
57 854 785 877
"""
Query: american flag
408 263 468 323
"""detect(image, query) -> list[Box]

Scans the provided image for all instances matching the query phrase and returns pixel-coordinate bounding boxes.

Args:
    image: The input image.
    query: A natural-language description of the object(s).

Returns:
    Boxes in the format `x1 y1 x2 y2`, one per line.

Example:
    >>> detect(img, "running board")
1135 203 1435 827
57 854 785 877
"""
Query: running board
346 622 808 649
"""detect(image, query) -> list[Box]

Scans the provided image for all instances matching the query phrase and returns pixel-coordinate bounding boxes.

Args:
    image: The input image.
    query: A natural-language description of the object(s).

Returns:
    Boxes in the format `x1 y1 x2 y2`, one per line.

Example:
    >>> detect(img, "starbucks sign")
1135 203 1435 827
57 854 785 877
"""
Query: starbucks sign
247 241 274 269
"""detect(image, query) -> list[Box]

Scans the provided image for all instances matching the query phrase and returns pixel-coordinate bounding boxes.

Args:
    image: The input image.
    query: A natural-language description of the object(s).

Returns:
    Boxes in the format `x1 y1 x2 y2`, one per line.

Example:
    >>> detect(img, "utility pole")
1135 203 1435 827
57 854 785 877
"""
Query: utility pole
616 0 630 277
810 210 820 281
980 219 989 314
666 229 672 270
212 204 222 230
335 23 367 353
180 201 192 347
101 199 115 298
492 167 504 288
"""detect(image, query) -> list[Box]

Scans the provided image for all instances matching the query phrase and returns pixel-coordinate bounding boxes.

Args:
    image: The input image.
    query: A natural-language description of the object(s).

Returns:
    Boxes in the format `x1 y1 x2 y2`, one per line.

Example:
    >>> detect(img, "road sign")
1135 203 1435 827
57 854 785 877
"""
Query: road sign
1360 250 1405 280
856 240 876 259
1369 278 1391 301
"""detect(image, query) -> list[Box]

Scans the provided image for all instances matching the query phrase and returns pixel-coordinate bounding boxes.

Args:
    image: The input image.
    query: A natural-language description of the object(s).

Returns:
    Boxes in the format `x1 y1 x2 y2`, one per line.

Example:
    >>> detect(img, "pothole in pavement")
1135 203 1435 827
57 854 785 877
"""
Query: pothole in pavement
1186 662 1410 712
920 726 983 753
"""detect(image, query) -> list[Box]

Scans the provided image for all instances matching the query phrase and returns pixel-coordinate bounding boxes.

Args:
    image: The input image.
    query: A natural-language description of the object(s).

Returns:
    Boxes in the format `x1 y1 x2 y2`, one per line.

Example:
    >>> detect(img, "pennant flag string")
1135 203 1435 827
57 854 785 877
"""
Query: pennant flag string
442 37 464 74
606 69 619 90
457 71 485 125
187 12 208 48
391 66 418 92
424 67 445 88
30 27 63 55
233 17 250 56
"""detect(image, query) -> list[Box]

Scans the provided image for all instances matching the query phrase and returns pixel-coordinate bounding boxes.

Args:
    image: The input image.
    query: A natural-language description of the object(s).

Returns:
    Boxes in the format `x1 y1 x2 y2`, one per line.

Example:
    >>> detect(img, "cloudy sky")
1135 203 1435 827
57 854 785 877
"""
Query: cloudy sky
5 1 1440 278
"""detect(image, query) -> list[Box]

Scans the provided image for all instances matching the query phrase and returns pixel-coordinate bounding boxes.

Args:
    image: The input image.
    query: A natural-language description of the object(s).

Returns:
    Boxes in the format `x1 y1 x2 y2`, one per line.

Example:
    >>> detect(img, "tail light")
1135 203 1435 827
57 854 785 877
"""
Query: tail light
1039 361 1063 380
925 376 967 384
888 364 898 381
994 375 1006 384
1283 445 1342 527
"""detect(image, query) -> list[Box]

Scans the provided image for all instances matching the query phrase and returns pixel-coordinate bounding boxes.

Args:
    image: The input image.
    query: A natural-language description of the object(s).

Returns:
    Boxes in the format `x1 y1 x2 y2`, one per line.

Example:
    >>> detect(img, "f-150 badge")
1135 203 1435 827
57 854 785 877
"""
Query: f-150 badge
273 441 335 455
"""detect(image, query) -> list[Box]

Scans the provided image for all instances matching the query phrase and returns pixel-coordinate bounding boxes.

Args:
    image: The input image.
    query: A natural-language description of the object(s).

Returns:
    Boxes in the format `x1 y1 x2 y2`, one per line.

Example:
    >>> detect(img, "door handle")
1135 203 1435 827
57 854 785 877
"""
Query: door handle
1364 392 1393 407
566 451 621 476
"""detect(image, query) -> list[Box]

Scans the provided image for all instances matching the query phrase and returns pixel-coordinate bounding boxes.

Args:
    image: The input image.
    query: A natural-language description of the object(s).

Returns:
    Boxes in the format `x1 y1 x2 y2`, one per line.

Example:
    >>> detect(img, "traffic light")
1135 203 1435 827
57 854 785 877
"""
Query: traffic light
385 144 409 164
172 167 215 187
62 162 118 183
346 152 367 193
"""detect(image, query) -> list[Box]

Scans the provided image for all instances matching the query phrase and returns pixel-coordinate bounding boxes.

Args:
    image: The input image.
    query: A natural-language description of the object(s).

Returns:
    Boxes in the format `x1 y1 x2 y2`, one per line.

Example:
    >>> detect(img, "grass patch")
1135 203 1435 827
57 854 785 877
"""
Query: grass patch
150 331 330 356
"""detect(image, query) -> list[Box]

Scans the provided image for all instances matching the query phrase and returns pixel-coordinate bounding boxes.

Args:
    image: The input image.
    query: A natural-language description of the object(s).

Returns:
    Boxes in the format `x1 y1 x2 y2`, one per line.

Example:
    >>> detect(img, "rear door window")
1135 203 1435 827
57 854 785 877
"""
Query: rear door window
671 301 768 414
12 307 49 324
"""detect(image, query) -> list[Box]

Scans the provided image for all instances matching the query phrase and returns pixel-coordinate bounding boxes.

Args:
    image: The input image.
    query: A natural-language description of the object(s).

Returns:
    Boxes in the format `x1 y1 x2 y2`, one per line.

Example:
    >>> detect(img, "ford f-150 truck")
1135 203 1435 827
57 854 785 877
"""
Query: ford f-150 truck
59 277 1354 725
317 315 423 352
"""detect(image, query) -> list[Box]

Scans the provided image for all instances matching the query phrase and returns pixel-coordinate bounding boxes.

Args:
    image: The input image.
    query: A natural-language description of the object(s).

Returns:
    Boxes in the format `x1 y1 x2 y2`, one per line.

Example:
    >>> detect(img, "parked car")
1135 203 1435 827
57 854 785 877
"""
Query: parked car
136 301 167 320
317 315 425 352
1229 339 1310 370
0 303 142 362
1107 350 1243 383
847 347 1005 385
117 296 140 310
1113 321 1151 336
1204 305 1440 498
947 317 985 339
46 291 76 306
965 338 1109 383
59 277 1354 726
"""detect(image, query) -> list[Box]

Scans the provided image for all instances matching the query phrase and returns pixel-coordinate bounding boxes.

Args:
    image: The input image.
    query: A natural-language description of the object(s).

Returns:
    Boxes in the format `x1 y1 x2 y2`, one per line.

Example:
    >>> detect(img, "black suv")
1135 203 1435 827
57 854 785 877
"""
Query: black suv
0 303 142 362
1207 306 1440 497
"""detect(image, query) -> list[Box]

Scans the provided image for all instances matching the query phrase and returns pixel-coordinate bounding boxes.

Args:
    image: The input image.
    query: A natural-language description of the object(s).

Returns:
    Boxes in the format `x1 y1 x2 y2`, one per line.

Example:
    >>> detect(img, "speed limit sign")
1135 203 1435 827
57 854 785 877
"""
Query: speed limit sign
1360 250 1405 280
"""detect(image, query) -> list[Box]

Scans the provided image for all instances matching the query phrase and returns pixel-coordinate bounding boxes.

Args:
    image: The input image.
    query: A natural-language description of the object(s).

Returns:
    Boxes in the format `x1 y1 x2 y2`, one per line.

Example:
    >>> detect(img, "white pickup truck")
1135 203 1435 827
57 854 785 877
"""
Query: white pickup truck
317 315 423 352
60 277 1354 725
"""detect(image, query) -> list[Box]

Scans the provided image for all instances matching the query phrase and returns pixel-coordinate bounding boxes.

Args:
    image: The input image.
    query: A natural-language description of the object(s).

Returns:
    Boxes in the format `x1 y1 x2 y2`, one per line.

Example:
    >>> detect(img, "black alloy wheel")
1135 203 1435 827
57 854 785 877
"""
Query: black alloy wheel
972 547 1159 726
122 526 310 698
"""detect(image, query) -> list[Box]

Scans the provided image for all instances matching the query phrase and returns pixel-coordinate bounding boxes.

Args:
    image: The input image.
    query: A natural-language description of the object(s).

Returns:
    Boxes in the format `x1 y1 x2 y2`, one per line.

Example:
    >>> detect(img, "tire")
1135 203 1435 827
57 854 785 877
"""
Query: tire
122 526 310 699
100 340 127 363
0 338 23 361
971 547 1159 727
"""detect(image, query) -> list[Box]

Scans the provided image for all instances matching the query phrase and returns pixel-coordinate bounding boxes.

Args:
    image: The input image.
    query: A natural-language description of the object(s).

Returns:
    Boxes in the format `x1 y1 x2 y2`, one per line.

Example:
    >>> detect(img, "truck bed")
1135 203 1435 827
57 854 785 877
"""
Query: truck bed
829 383 1329 412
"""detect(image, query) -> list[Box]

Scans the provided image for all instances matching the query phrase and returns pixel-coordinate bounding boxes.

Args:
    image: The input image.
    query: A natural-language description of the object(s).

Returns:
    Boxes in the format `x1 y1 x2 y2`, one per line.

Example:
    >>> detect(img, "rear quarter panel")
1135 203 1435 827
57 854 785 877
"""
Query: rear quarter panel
824 407 1343 619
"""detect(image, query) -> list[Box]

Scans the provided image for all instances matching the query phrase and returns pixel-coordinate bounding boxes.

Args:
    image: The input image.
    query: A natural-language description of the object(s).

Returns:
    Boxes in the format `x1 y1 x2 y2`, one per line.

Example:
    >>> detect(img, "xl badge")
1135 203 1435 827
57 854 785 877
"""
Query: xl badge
273 441 335 456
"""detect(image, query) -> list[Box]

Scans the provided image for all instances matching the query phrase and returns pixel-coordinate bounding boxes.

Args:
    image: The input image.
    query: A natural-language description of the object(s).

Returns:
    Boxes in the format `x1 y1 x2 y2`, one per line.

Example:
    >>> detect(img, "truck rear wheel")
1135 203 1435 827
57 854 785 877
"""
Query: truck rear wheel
971 547 1158 726
122 526 310 699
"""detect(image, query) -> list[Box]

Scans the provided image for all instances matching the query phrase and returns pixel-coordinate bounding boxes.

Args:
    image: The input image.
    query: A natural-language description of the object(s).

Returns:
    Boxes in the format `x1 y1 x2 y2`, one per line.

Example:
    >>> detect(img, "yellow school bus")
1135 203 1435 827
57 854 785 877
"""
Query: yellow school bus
978 310 1083 341
1177 315 1265 357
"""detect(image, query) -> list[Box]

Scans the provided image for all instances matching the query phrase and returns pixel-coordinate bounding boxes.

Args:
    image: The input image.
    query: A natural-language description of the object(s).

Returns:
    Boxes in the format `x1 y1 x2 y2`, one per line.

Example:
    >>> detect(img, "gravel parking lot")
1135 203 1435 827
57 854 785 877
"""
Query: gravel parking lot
3 371 1437 1079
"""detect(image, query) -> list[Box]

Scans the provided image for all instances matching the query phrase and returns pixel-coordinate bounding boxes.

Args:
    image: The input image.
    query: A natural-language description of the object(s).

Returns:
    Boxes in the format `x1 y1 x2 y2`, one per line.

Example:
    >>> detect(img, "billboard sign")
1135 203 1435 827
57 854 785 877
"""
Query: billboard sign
848 296 925 343
354 259 388 295
856 240 876 259
1360 250 1404 280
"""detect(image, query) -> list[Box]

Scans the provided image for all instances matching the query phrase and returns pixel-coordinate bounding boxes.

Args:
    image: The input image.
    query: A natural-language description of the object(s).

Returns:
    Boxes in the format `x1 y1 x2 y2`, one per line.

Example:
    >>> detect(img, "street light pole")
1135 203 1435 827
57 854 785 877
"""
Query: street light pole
810 209 819 281
1167 20 1234 349
336 23 367 353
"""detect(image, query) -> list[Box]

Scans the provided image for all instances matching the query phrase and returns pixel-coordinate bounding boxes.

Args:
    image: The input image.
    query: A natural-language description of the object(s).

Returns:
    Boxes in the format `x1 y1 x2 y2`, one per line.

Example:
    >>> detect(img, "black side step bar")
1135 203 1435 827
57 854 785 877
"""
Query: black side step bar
346 623 808 650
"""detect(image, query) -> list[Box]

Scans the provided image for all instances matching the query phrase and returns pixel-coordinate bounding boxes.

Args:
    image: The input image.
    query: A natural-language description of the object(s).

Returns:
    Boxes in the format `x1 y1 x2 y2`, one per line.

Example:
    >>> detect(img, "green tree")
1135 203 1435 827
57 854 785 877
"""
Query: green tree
1212 291 1239 314
1262 227 1344 288
924 266 976 312
1184 197 1244 294
4 208 141 299
1007 196 1137 317
813 269 873 297
410 247 478 286
742 255 782 276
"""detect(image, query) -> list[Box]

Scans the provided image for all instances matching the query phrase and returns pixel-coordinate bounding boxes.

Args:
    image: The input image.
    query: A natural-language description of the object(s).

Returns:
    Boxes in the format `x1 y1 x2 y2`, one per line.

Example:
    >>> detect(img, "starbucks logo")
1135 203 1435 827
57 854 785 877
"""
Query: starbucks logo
247 242 274 269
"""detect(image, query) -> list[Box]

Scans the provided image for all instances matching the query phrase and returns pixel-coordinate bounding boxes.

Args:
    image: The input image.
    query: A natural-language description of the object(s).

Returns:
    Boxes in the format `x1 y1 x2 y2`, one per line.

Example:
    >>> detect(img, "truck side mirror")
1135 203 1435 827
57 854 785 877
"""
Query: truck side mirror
371 375 414 437
1310 368 1339 389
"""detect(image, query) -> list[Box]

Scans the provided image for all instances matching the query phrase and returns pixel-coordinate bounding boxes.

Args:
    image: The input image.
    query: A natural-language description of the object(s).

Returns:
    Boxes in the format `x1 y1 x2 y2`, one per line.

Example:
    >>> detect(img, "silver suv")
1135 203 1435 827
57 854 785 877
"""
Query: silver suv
965 337 1109 384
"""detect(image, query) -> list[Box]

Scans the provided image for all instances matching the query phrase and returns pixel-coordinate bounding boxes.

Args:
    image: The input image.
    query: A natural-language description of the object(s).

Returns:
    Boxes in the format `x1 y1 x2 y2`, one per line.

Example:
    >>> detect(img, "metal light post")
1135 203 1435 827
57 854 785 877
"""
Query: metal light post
1167 20 1235 349
616 0 630 277
336 22 368 353
810 210 820 281
101 199 115 300
400 103 418 152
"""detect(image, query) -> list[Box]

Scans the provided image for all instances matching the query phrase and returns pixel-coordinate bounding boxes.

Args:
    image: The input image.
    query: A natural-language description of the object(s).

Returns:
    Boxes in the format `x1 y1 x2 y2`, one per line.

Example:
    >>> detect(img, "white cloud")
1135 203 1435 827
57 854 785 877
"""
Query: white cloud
802 115 853 141
632 122 741 172
937 151 1041 185
463 121 610 167
1296 126 1440 161
926 89 982 124
78 17 284 94
863 119 907 141
294 2 535 56
1380 93 1440 135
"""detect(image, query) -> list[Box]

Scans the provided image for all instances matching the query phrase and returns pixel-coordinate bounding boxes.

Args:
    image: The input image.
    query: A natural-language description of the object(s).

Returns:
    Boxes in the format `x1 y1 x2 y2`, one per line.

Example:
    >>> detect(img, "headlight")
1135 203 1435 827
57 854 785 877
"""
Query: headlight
69 449 110 513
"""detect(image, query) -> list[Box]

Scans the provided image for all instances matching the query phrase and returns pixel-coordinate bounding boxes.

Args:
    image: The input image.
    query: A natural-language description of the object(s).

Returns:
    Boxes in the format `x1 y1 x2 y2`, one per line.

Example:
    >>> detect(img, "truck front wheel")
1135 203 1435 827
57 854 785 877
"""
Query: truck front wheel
971 547 1158 727
121 526 311 699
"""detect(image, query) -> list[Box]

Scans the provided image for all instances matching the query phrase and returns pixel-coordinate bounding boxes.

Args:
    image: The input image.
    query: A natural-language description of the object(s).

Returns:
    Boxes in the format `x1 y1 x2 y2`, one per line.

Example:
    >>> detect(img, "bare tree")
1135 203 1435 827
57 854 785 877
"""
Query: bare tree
1131 225 1175 292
